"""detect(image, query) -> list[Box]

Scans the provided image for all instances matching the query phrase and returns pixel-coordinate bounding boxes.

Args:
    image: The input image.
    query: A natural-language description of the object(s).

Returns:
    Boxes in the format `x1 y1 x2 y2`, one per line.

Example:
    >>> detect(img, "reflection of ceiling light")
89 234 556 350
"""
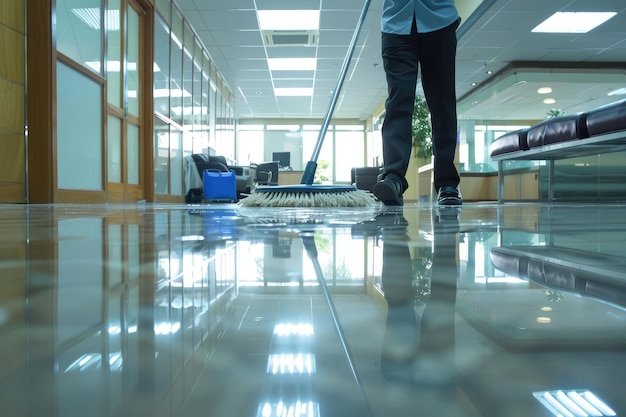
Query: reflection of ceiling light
538 87 552 94
268 58 316 71
532 12 617 33
154 88 191 98
536 317 551 324
274 88 314 97
178 235 205 241
543 98 556 104
84 61 160 73
608 87 626 96
267 353 316 375
154 322 181 335
274 323 314 337
258 401 320 417
257 10 320 31
533 390 616 417
71 8 120 31
540 306 553 312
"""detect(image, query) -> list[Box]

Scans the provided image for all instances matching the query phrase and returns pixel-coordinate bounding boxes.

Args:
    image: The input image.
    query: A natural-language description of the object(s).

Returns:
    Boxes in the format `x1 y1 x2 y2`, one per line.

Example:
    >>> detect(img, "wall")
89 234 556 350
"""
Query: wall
0 0 25 203
0 5 28 414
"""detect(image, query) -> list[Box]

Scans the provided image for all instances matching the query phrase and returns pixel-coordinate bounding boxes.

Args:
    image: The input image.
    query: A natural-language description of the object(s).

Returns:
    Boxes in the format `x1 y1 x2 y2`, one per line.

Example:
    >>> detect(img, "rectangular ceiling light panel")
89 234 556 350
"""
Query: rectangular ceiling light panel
274 88 314 97
268 58 317 71
532 12 617 33
257 10 320 31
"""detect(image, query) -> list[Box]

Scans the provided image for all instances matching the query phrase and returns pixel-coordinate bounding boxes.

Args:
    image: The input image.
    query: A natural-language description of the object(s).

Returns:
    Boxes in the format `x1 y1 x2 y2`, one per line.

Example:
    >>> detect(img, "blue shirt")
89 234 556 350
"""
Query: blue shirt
382 0 459 34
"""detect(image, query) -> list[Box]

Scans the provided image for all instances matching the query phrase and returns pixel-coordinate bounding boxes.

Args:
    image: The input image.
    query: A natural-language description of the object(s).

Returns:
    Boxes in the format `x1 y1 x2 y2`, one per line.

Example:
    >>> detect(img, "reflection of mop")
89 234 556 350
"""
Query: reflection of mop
300 232 374 417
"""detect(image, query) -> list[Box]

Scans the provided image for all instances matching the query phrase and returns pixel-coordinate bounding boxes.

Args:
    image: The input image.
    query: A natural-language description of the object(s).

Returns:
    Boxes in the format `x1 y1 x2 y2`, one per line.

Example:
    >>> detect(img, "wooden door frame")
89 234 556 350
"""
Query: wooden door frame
108 0 155 203
26 0 155 203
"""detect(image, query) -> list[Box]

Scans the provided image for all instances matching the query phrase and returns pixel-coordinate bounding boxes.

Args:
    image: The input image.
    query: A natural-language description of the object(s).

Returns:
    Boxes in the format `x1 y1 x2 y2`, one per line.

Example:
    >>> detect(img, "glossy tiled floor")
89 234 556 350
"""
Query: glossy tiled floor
1 202 625 417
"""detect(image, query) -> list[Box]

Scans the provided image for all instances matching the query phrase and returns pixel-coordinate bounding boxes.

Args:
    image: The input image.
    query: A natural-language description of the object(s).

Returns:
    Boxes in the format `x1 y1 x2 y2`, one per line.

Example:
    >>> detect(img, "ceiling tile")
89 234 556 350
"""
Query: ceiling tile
174 0 626 120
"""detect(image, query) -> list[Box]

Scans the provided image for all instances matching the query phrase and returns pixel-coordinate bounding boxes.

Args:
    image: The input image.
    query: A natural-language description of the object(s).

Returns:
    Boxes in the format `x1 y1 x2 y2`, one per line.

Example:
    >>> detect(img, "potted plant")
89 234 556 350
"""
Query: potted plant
412 94 433 160
546 108 566 118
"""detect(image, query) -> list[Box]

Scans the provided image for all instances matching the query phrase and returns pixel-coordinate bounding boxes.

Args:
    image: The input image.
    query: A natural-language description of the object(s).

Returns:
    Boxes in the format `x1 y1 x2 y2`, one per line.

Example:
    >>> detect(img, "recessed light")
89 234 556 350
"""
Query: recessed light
486 70 493 75
538 87 552 94
267 58 317 71
274 88 314 97
257 10 320 31
543 98 556 104
532 11 617 33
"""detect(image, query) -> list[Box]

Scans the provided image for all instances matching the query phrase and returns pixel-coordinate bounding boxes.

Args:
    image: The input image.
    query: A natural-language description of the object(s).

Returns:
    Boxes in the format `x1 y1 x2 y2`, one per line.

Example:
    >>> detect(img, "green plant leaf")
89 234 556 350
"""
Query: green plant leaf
412 95 433 159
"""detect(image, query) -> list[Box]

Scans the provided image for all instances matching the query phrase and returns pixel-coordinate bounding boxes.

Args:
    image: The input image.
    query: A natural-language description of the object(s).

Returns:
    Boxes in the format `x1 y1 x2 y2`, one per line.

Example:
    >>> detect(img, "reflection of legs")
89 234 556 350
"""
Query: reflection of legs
379 212 418 382
422 224 457 351
413 216 459 385
381 238 418 379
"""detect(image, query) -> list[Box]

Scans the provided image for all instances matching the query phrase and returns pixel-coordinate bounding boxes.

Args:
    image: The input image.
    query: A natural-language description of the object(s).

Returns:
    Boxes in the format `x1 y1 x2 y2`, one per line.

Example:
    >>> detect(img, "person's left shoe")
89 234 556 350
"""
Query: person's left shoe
373 179 404 206
437 186 462 206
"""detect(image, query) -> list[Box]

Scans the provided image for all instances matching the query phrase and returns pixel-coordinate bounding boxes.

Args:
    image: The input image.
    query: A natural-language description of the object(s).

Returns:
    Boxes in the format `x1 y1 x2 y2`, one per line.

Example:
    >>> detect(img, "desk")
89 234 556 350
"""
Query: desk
277 171 304 186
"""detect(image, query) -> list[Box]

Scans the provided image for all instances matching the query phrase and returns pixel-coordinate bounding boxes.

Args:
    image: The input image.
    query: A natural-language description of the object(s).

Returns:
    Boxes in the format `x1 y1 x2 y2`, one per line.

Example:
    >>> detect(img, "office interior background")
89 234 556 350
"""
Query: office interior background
1 0 626 204
2 2 626 417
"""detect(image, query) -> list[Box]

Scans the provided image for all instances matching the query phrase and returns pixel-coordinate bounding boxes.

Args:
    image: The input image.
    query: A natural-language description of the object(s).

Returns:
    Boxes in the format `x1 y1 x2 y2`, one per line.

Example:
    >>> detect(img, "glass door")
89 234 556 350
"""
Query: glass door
107 0 145 202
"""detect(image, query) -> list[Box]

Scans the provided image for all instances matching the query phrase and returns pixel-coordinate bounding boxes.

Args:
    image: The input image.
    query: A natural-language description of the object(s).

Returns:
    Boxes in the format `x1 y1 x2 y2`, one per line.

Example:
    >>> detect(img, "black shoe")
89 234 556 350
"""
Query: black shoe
437 186 462 206
373 179 403 206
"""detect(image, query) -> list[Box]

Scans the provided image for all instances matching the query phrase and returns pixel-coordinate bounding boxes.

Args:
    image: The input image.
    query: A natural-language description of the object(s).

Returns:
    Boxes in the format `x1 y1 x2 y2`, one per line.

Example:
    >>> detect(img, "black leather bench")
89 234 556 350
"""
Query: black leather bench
490 98 626 201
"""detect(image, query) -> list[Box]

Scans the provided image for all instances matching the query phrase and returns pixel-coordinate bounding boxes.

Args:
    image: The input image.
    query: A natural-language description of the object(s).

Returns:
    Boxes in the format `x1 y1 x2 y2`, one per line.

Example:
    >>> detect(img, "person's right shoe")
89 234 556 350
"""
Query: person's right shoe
437 186 462 206
373 179 403 206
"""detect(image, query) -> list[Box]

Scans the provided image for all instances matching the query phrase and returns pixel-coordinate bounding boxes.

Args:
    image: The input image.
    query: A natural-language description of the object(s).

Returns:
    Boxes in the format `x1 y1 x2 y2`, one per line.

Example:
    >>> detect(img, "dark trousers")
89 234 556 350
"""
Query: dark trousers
381 18 460 192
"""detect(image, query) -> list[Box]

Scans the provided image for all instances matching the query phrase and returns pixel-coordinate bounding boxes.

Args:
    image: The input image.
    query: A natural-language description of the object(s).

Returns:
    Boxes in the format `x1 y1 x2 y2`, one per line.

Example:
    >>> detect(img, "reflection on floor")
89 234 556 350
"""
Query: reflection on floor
0 202 625 417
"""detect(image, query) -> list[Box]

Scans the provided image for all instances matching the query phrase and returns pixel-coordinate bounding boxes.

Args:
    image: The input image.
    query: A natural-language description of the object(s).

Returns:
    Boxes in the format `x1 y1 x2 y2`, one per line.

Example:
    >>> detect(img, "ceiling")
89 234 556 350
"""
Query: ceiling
173 0 626 122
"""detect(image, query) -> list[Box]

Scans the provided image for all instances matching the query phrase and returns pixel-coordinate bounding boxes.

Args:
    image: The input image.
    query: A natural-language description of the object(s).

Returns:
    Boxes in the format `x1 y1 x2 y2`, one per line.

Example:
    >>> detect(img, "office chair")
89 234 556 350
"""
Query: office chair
254 161 279 186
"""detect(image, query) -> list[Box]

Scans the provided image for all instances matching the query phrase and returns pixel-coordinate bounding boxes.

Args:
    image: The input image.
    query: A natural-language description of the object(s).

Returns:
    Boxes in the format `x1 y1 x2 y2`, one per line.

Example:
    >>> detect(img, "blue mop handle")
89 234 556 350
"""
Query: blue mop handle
300 0 372 185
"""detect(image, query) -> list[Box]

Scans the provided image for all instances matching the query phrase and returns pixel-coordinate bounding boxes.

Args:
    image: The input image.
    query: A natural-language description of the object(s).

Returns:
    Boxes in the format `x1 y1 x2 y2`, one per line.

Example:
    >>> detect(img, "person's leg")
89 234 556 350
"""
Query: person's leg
418 20 460 192
379 28 419 197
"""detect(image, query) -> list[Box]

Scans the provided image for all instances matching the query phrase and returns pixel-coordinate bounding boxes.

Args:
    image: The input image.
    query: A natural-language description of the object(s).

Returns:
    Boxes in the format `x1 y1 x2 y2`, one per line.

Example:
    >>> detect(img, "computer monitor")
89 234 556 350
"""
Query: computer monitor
272 151 291 169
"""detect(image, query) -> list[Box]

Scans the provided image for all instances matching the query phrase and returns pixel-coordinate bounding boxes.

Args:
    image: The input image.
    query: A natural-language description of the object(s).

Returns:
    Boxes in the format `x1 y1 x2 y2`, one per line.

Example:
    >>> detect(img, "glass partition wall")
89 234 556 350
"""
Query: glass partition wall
54 0 149 202
31 0 235 203
153 2 235 201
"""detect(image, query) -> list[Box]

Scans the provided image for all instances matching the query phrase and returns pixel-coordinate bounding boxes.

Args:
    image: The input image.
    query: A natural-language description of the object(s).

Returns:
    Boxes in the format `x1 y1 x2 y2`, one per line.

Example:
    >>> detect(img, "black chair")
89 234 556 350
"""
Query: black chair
254 161 279 186
351 166 380 192
185 154 252 202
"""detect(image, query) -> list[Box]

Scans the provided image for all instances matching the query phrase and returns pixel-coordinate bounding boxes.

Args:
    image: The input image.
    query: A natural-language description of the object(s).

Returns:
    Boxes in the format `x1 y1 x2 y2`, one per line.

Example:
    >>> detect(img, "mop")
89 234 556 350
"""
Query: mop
239 0 378 208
